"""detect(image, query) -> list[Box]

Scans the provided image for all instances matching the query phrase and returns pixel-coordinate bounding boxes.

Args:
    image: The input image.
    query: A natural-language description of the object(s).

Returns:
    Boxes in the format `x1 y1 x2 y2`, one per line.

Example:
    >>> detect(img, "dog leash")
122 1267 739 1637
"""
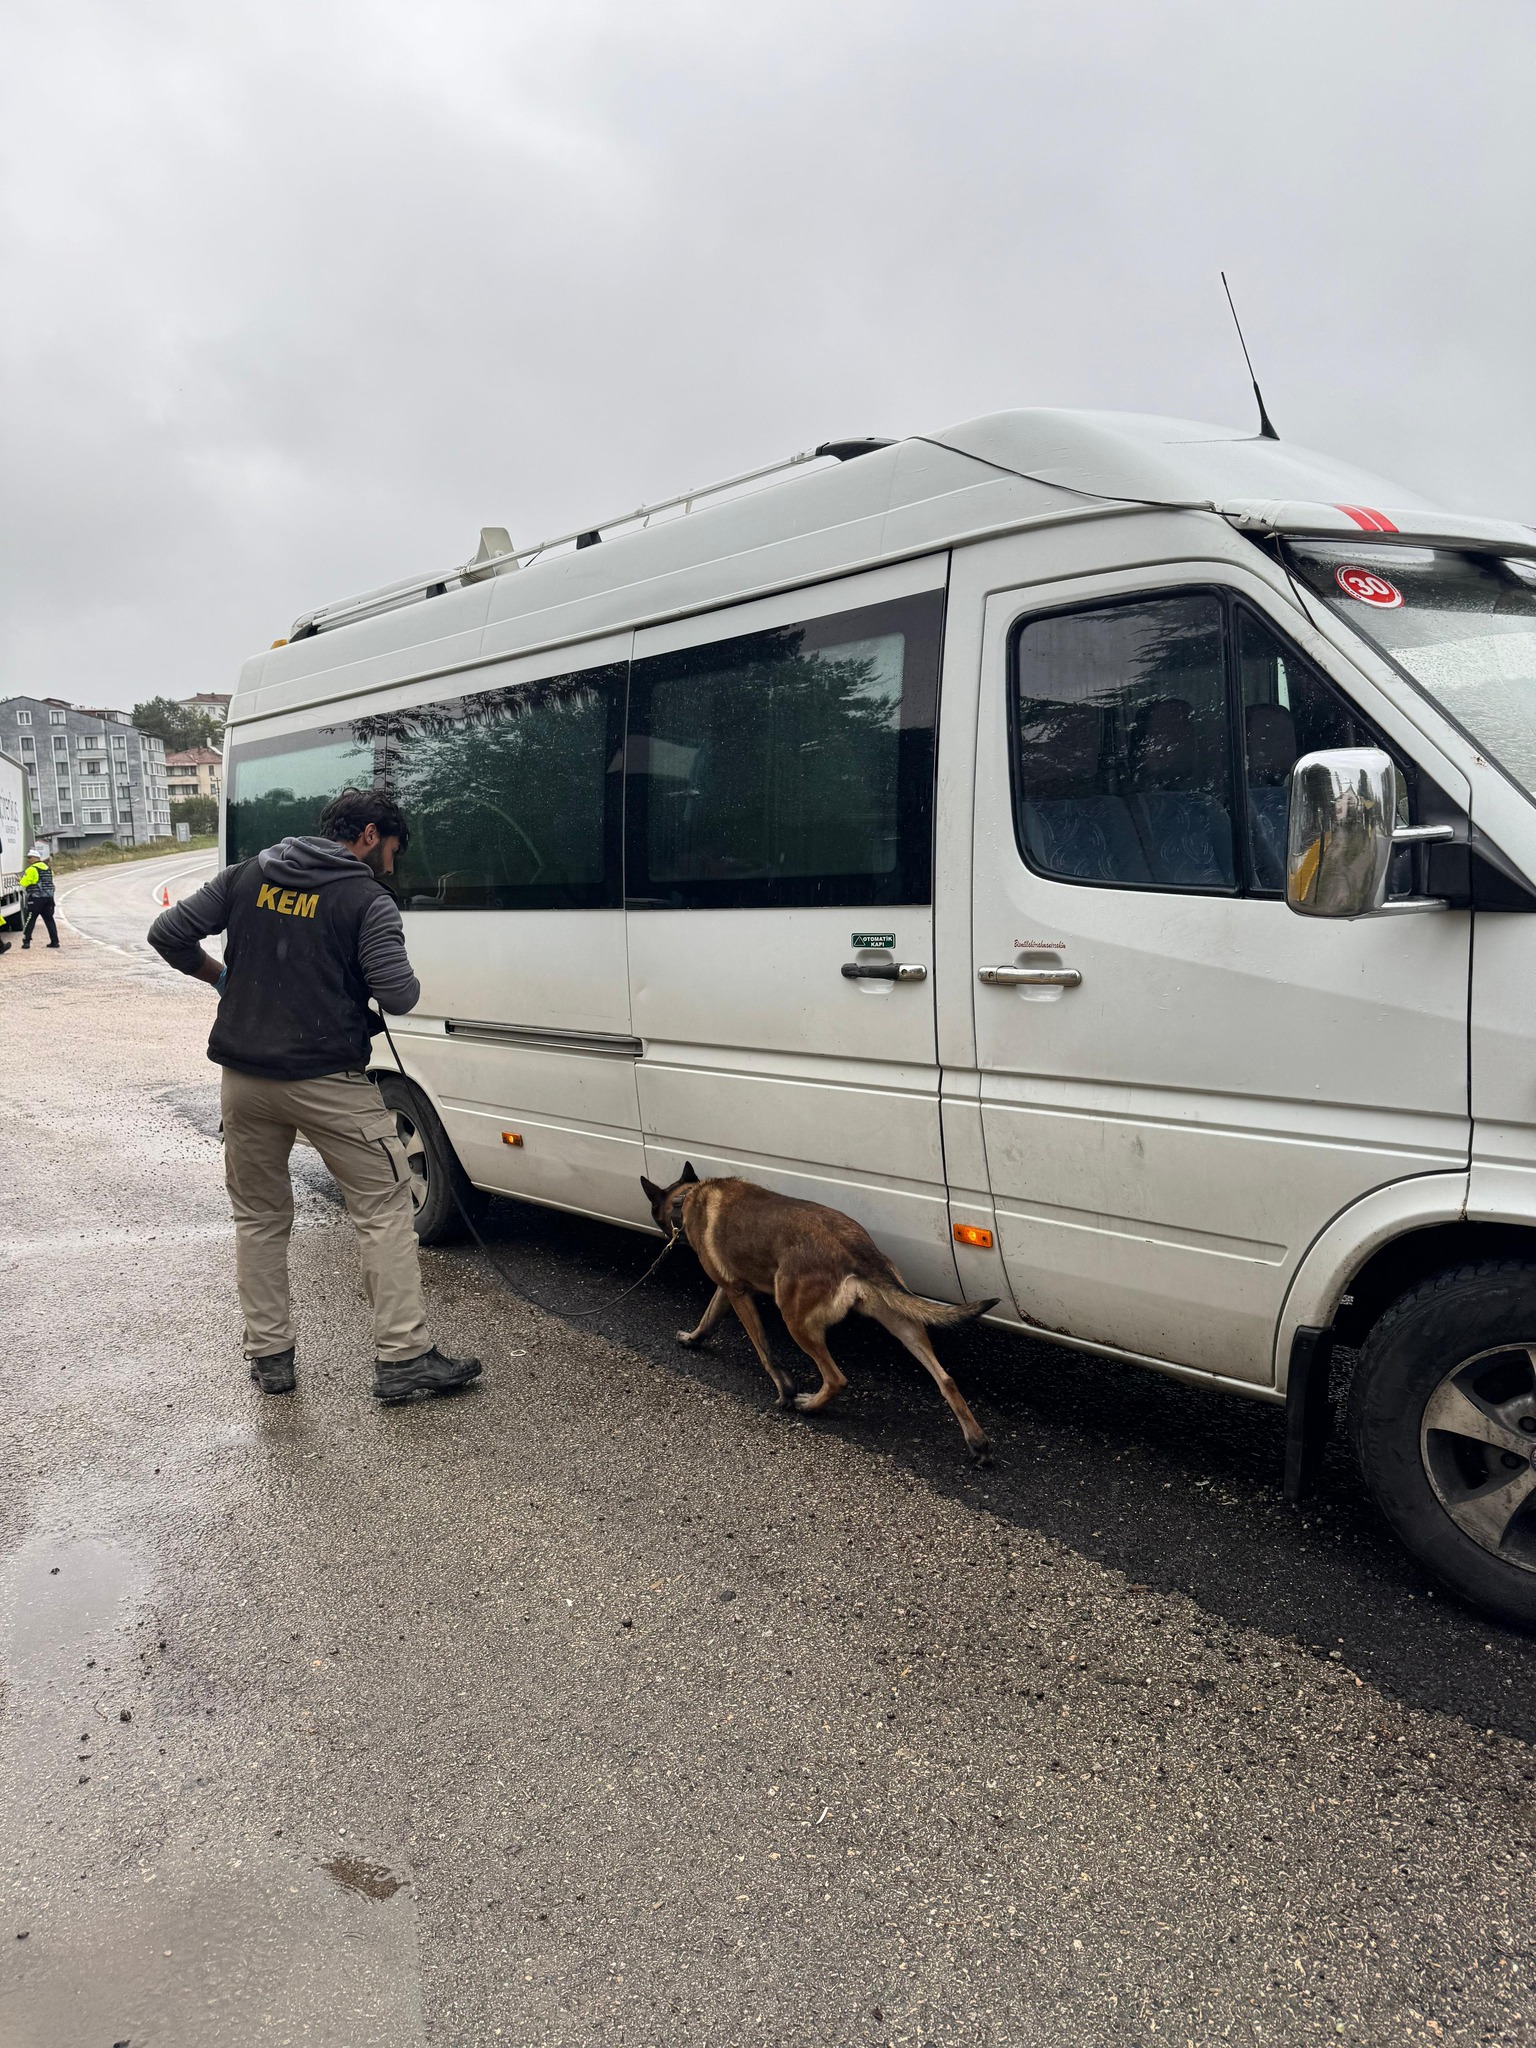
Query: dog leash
375 1008 680 1320
448 1188 679 1319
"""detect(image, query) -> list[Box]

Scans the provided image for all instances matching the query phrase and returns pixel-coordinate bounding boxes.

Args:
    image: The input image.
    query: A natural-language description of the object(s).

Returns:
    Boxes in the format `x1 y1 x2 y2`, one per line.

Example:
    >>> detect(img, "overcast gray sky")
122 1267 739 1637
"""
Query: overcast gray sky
3 0 1532 711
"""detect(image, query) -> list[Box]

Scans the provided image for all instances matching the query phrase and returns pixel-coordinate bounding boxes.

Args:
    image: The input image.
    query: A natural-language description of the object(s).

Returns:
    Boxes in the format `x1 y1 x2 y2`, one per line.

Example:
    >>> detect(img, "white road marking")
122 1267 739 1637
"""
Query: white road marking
57 851 216 908
56 850 220 953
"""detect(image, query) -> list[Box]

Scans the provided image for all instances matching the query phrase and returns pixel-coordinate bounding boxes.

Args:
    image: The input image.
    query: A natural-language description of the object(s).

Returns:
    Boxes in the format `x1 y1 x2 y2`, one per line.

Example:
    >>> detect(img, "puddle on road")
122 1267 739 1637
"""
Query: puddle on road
3 1532 141 1685
0 1842 425 2048
0 1536 425 2044
319 1853 407 1901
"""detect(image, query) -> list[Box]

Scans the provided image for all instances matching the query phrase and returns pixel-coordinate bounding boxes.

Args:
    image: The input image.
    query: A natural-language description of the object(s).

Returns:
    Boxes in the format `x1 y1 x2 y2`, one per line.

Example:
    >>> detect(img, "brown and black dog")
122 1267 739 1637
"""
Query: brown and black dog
640 1166 996 1457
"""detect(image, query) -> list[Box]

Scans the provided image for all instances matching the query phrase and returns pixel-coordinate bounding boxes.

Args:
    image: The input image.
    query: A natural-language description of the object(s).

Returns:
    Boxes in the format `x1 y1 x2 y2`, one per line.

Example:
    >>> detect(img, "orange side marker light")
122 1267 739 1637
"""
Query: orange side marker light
501 1131 523 1147
953 1223 993 1249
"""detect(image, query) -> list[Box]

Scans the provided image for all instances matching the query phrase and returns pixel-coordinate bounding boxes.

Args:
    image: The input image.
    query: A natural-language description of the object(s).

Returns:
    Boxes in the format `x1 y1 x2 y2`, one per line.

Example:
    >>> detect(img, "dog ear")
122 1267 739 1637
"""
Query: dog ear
640 1176 662 1204
680 1161 700 1184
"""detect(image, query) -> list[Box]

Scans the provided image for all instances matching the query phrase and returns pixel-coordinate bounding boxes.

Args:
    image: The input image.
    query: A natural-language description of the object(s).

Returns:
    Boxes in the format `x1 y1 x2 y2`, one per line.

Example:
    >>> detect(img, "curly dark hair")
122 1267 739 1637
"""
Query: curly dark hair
317 786 411 854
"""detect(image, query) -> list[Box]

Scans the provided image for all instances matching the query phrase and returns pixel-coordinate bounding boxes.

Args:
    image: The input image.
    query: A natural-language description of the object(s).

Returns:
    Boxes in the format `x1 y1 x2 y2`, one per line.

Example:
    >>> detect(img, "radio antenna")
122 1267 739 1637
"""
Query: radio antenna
1221 271 1279 441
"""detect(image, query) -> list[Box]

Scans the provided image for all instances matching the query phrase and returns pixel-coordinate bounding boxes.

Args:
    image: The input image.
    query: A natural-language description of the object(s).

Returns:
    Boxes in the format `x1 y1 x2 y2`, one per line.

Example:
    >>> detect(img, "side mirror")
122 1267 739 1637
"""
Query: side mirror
1286 748 1399 918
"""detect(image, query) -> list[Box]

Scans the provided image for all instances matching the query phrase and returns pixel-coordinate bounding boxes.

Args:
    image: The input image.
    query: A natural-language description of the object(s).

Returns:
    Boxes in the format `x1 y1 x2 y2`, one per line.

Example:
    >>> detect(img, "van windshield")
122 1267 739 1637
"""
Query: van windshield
1286 541 1536 803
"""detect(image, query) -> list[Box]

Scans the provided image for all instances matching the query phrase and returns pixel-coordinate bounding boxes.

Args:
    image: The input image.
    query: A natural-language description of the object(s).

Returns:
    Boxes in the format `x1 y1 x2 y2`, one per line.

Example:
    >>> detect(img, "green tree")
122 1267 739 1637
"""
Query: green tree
132 696 224 751
171 795 219 835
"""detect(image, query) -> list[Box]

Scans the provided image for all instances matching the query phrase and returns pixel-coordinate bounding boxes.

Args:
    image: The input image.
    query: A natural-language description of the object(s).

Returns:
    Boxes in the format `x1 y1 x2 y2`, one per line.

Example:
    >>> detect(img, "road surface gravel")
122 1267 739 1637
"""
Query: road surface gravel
0 863 1531 2046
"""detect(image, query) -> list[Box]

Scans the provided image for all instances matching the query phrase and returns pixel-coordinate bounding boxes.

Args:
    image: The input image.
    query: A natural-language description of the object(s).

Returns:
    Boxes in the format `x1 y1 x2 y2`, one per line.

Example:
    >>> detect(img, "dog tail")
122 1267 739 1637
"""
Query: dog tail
863 1282 999 1329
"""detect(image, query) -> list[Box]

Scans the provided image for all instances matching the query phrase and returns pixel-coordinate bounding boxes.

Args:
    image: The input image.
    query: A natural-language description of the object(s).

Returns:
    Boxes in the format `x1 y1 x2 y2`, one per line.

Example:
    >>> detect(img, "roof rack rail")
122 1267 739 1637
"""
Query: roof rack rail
289 436 895 640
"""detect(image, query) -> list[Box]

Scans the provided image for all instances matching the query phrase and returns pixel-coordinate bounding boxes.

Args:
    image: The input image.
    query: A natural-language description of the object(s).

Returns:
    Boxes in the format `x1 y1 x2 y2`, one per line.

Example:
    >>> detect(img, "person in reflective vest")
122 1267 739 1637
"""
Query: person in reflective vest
19 845 59 949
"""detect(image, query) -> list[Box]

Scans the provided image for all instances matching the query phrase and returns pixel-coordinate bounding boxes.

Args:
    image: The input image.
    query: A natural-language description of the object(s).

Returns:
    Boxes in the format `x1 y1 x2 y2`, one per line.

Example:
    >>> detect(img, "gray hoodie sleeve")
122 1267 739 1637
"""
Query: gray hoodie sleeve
147 866 238 974
358 892 421 1014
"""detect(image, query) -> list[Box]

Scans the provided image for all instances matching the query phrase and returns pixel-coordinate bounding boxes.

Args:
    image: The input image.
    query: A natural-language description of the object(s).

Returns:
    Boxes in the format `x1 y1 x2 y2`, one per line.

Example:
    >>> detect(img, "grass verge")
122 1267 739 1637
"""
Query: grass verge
50 834 218 876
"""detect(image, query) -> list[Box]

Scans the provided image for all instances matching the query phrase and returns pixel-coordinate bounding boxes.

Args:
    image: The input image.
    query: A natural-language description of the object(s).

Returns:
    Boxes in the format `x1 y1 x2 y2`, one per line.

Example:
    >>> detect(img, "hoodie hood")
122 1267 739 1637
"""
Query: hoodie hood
257 835 378 889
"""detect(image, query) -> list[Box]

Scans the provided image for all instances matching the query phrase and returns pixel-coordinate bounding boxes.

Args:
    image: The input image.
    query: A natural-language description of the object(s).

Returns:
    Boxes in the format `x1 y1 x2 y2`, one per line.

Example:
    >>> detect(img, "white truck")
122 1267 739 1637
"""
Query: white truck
0 747 30 932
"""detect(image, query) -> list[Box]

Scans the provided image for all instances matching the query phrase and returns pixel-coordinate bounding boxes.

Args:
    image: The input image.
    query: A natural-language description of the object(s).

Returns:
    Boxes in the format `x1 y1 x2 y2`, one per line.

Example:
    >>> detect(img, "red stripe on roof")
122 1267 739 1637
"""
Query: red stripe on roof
1336 504 1399 534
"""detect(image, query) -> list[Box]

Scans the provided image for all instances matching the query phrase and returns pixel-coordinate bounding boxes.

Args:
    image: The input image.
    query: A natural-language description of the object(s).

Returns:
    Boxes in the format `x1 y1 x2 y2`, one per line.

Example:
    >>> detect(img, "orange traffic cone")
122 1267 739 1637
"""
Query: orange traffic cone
157 883 170 906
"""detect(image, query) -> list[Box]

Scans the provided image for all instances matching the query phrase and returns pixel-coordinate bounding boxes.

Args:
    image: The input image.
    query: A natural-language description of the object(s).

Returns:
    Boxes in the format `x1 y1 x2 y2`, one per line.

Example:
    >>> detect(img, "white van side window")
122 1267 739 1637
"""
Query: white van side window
226 726 374 861
1009 590 1416 899
625 589 943 910
226 664 627 909
1012 593 1235 892
365 664 626 911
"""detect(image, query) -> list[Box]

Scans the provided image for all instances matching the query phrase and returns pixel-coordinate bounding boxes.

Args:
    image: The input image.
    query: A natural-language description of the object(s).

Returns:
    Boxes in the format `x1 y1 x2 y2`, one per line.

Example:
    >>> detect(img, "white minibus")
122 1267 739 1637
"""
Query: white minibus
223 409 1536 1629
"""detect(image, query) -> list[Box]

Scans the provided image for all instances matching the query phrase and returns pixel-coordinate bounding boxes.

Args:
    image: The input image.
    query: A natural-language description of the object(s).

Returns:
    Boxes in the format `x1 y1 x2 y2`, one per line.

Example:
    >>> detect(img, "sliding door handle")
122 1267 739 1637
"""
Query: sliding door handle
978 964 1081 988
841 961 927 982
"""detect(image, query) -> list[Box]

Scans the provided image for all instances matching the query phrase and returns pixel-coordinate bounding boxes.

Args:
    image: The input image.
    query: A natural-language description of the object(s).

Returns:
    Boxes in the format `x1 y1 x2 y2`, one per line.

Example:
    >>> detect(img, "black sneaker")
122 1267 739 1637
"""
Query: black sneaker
372 1347 483 1404
249 1348 296 1394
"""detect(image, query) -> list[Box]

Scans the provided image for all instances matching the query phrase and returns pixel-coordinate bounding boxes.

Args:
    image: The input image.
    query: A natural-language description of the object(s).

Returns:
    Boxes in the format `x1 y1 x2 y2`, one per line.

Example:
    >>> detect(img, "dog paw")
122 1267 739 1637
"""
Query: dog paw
675 1330 698 1348
967 1439 993 1466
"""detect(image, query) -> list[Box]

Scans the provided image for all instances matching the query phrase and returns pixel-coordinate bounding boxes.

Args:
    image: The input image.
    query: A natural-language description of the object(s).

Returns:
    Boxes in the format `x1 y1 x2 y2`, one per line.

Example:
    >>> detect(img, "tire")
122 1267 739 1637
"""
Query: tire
1349 1259 1536 1631
374 1071 472 1247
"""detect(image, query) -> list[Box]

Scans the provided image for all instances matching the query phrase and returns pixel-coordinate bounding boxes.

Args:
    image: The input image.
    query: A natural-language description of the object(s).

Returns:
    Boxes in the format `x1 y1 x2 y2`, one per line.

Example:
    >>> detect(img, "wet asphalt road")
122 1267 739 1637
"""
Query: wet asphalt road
1 869 1533 2047
54 848 219 953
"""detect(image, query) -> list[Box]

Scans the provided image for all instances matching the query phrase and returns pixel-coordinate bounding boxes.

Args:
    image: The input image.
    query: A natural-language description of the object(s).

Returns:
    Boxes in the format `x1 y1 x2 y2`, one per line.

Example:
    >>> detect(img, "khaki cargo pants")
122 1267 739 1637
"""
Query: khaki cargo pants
220 1067 431 1364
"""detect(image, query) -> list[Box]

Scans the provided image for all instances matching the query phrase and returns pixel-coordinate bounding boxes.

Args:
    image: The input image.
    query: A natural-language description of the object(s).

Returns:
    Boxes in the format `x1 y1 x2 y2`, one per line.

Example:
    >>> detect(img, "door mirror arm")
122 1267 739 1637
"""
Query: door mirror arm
1451 824 1536 913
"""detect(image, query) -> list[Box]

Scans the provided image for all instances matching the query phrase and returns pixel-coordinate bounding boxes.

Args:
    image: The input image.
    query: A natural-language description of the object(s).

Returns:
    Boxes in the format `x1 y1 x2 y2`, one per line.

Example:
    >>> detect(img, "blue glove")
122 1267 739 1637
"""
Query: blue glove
215 966 228 995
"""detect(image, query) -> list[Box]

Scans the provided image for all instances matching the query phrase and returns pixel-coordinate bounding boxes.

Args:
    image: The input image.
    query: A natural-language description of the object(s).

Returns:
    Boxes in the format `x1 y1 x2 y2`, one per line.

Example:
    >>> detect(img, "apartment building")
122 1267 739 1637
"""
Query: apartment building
0 697 172 848
165 744 222 804
179 691 231 720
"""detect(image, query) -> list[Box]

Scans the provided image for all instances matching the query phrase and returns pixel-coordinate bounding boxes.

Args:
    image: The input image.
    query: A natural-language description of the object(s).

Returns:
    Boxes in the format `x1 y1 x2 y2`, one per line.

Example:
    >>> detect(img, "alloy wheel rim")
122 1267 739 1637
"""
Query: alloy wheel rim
1420 1343 1536 1574
393 1111 430 1214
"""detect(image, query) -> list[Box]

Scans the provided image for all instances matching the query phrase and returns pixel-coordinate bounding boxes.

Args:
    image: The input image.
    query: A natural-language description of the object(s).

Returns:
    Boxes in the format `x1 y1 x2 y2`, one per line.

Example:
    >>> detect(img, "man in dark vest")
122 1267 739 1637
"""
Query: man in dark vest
148 787 481 1403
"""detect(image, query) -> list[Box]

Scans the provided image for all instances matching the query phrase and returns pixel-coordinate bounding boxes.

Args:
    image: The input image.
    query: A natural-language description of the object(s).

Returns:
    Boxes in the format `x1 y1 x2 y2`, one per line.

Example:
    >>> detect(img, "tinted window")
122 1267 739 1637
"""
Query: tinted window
1235 605 1386 894
366 665 624 910
625 589 942 910
1011 594 1236 891
226 727 372 862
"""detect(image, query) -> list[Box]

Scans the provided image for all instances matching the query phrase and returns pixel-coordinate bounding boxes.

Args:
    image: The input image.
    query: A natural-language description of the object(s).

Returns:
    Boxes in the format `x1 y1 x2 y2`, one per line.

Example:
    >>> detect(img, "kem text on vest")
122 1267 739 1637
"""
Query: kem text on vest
256 884 320 919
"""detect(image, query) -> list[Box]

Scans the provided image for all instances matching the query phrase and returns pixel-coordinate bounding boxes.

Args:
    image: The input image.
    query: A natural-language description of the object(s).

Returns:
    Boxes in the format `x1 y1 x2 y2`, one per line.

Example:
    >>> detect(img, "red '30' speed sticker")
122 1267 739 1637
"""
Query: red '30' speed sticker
1336 565 1404 608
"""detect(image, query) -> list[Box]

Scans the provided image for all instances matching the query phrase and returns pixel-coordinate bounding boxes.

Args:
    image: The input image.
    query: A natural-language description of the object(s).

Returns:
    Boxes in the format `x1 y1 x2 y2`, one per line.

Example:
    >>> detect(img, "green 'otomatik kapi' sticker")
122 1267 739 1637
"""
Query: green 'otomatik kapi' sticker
851 933 895 949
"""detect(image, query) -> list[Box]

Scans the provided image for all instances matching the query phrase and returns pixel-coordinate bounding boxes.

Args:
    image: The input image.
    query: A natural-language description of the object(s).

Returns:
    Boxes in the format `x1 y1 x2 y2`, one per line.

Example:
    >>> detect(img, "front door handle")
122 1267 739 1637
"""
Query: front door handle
842 961 928 982
978 964 1082 988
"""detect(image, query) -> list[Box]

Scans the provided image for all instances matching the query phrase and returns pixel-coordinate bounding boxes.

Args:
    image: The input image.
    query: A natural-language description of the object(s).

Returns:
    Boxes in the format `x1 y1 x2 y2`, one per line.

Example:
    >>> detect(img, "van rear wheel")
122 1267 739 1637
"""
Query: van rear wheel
374 1072 471 1247
1349 1260 1536 1631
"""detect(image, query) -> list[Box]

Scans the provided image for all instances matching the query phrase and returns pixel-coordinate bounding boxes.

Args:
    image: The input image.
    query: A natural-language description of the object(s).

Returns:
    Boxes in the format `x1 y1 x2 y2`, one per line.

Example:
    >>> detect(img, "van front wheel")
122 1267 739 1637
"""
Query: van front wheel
1350 1260 1536 1631
374 1072 471 1247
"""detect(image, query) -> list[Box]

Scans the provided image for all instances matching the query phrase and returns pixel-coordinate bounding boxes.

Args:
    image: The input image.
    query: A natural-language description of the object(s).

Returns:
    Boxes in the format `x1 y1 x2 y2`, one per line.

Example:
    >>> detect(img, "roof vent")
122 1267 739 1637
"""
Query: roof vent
462 526 519 583
814 439 895 462
576 530 602 549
